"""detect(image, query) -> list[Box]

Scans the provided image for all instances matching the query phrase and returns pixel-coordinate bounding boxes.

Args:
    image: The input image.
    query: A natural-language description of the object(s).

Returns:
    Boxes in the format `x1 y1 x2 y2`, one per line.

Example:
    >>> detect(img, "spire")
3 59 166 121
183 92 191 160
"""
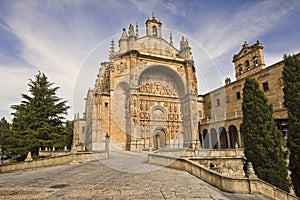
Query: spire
119 28 128 54
128 24 135 37
180 36 185 50
152 12 155 20
121 28 128 40
169 33 173 46
136 23 139 38
179 36 192 61
186 38 190 48
109 40 115 61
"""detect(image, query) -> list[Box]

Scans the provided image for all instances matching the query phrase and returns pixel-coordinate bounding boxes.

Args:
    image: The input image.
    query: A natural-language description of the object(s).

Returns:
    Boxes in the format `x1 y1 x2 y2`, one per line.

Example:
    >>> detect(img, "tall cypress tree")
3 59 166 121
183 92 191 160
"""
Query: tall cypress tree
242 77 289 192
10 71 70 160
283 54 300 197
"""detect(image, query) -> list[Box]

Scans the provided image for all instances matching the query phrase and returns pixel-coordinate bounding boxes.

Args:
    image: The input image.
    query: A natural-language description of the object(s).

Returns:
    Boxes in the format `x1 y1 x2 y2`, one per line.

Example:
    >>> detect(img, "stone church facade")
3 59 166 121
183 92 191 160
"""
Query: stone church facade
73 15 298 152
74 15 199 151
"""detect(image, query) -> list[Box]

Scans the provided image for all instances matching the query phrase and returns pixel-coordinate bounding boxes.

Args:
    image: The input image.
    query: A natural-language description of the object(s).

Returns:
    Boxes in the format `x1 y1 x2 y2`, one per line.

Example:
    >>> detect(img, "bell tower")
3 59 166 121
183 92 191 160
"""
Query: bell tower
145 13 162 38
232 40 265 80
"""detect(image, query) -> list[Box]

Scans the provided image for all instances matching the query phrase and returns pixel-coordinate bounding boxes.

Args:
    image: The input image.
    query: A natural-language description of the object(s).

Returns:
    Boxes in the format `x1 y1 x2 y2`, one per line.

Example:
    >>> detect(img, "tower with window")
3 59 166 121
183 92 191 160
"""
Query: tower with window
145 13 162 38
232 40 265 80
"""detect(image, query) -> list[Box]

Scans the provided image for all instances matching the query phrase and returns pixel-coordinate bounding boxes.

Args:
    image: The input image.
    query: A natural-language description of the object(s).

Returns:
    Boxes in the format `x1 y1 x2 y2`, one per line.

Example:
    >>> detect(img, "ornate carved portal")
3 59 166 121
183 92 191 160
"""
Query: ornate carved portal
127 66 185 150
129 87 182 150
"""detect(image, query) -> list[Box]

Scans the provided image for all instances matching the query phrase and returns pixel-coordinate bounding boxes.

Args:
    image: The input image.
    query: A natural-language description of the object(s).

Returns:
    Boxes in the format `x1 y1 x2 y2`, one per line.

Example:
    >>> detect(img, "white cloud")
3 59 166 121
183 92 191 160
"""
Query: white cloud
195 1 299 60
0 2 104 120
1 0 300 121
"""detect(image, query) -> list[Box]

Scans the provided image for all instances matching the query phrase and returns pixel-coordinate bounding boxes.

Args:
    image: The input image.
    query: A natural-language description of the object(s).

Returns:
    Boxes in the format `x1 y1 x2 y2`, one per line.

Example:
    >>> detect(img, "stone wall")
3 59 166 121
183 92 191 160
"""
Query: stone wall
148 153 299 200
0 152 107 174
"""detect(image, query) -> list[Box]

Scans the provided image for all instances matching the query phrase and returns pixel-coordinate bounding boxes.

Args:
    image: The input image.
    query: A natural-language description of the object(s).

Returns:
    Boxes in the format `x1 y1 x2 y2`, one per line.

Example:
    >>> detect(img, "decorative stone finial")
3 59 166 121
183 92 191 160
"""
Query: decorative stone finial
136 23 139 38
169 33 173 46
25 152 33 162
128 24 135 36
109 39 115 61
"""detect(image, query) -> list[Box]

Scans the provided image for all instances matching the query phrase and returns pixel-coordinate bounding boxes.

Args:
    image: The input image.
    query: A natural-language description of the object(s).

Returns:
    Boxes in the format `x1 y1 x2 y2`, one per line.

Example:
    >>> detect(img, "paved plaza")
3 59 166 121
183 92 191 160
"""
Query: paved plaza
0 151 270 199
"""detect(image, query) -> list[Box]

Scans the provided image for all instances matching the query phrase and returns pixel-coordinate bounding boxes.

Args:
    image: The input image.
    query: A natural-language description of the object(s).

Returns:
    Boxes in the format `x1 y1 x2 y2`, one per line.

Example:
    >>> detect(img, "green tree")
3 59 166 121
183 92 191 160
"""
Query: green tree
283 54 300 197
0 117 10 155
242 77 289 192
10 71 70 160
64 120 74 150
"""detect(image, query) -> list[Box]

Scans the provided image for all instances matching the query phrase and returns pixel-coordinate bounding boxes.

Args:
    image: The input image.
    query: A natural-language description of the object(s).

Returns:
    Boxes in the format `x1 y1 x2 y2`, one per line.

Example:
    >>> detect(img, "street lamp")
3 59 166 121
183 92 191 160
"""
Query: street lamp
105 133 110 157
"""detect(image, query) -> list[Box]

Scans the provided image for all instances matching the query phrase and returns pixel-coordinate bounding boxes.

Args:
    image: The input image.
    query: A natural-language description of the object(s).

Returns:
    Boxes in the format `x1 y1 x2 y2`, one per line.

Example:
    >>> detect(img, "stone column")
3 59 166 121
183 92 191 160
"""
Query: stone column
226 131 231 148
237 131 242 148
217 132 221 149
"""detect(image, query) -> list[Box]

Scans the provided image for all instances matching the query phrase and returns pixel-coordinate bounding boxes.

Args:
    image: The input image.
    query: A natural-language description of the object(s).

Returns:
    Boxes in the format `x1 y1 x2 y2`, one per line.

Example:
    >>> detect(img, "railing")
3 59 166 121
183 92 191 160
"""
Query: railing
148 153 299 200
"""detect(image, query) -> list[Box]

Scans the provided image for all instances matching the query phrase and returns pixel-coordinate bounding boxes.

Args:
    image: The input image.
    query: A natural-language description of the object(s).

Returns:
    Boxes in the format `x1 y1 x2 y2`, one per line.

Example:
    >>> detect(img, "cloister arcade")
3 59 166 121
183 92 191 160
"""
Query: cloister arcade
199 125 244 149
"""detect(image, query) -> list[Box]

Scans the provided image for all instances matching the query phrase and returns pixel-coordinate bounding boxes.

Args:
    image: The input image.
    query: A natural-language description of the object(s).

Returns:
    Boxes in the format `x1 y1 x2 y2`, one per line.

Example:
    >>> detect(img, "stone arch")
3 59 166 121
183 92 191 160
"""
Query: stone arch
202 129 209 149
138 65 185 97
151 105 166 121
153 128 167 149
111 81 131 150
219 127 228 149
210 128 218 149
229 125 239 148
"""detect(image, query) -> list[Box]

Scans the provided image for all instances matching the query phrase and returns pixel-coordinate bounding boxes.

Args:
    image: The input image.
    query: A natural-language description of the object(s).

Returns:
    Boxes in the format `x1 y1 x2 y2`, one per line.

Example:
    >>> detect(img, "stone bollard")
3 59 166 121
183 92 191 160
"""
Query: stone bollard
246 161 257 178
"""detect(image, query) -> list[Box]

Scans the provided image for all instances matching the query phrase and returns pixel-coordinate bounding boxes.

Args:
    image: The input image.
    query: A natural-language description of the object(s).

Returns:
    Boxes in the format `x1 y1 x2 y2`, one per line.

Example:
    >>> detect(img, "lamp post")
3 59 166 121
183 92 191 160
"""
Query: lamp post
105 133 110 157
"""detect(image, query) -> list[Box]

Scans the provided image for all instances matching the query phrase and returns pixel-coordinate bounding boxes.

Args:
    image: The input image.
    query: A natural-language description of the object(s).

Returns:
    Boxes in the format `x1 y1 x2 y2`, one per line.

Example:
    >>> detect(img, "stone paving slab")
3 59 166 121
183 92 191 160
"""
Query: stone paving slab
0 151 270 199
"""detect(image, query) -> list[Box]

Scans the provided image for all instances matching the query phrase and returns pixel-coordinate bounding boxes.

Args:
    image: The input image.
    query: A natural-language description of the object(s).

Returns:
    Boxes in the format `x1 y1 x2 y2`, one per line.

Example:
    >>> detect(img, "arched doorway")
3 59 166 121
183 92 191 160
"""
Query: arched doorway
229 125 239 148
153 129 166 149
202 129 209 149
219 127 228 148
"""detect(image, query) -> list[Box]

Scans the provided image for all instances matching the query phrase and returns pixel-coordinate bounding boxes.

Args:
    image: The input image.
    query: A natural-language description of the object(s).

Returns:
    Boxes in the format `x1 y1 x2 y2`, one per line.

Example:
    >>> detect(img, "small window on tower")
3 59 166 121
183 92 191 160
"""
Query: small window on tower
105 102 109 108
253 56 258 67
236 92 241 100
152 26 157 36
245 60 250 71
216 99 220 107
263 82 269 91
238 64 243 74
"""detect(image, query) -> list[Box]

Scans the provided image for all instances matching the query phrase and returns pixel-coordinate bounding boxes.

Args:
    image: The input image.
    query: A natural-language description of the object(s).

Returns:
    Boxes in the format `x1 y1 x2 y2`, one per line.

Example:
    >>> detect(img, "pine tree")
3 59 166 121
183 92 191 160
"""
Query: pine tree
242 77 289 192
10 71 70 160
283 54 300 197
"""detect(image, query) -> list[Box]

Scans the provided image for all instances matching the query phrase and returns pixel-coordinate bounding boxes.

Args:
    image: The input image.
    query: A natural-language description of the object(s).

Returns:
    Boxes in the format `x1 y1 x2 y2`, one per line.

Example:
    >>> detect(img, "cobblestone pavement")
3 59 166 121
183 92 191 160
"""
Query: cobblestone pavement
0 150 270 199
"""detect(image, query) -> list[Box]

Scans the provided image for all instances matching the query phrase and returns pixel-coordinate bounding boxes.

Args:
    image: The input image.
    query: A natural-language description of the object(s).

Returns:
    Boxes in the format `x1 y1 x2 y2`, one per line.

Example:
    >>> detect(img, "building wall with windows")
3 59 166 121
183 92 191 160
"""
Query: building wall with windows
198 41 299 150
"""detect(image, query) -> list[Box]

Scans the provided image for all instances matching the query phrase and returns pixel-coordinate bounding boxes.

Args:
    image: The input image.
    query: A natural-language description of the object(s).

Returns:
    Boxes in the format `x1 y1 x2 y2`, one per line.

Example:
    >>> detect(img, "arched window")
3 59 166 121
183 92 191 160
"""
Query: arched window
152 26 157 36
245 60 250 71
253 56 258 67
238 64 243 74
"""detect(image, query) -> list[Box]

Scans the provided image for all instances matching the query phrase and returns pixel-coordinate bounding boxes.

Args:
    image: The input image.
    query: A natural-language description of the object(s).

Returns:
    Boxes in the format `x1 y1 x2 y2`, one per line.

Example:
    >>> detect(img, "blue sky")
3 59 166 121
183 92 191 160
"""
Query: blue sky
1 0 300 121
